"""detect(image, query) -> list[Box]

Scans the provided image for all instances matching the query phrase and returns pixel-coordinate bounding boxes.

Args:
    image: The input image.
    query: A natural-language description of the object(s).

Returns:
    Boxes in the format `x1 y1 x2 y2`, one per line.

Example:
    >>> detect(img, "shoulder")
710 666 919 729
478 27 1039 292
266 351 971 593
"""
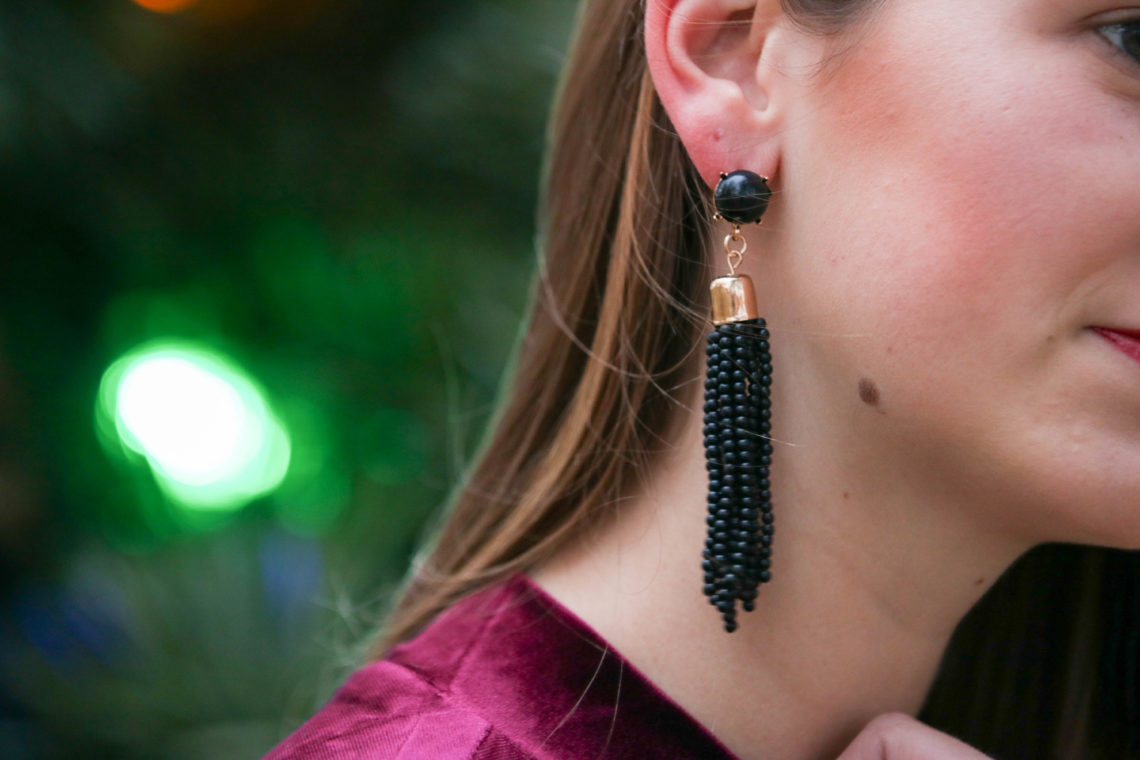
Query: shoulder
262 659 535 760
265 574 738 760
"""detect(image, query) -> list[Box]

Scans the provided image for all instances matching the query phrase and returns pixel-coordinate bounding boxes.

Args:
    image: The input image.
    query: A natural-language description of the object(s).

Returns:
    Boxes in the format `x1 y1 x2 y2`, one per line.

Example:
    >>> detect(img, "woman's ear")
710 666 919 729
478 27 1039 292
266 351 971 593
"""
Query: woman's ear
644 0 789 188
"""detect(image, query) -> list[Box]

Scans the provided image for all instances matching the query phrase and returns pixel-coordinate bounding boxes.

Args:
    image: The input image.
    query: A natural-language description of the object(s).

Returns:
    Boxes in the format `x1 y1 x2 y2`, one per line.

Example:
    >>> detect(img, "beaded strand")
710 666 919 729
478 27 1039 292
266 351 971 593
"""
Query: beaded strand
701 318 773 632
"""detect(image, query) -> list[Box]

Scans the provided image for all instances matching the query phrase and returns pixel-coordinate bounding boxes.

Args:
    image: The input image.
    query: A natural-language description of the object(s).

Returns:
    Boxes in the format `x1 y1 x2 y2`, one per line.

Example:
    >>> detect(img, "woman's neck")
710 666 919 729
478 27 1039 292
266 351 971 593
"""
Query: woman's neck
529 383 1030 760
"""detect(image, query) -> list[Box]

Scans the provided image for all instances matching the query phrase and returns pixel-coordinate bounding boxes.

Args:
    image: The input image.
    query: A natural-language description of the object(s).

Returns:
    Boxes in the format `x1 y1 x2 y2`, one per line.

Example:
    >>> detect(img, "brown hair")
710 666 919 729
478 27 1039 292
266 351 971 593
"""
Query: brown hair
376 0 710 649
374 0 1139 757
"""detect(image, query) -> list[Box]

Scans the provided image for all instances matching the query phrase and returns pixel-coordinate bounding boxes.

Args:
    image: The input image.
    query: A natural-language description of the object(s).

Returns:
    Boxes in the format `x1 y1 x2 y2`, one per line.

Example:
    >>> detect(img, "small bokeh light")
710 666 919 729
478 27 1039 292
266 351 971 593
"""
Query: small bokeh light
130 0 199 13
97 342 291 512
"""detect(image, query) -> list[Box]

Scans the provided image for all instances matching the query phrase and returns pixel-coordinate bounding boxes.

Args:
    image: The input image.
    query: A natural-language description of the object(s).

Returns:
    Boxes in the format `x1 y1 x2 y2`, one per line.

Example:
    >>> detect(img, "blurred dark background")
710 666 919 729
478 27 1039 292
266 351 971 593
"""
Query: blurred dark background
0 0 574 756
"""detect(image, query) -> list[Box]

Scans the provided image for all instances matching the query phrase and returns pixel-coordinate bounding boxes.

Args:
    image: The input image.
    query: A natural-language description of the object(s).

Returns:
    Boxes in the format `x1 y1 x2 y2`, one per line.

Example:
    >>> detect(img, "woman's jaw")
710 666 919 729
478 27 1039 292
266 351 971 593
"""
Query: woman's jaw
763 0 1140 551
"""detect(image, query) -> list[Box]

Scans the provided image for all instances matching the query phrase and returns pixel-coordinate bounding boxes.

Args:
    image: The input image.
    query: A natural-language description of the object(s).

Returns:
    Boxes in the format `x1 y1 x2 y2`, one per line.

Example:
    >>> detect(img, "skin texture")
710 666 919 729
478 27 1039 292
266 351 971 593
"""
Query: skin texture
531 0 1140 758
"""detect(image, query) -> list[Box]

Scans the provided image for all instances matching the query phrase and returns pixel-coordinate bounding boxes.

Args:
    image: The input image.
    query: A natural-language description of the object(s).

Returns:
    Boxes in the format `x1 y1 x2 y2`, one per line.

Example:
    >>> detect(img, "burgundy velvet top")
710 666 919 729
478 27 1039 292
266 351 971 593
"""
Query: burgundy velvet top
264 573 739 759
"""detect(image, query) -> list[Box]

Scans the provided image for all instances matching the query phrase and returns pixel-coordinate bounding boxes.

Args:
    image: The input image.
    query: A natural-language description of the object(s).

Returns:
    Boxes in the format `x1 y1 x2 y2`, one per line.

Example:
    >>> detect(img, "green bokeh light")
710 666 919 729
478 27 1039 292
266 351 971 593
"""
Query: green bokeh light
97 342 291 511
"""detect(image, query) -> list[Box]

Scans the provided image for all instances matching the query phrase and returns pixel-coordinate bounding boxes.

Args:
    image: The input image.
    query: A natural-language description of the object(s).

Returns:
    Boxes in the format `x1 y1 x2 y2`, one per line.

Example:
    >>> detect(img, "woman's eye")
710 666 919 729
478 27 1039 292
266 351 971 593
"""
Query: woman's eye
1098 21 1140 64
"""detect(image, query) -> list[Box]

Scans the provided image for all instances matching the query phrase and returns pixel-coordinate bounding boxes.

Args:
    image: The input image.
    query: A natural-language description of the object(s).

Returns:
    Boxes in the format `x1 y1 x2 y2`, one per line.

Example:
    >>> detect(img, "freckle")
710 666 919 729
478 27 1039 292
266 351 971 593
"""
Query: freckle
1046 335 1056 343
842 491 850 500
886 345 894 355
858 378 880 407
975 577 986 586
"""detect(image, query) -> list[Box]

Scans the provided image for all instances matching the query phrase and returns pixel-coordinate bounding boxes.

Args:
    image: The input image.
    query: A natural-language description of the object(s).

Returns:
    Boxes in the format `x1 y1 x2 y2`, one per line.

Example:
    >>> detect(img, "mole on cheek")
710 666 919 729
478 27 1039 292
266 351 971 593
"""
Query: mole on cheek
858 378 881 407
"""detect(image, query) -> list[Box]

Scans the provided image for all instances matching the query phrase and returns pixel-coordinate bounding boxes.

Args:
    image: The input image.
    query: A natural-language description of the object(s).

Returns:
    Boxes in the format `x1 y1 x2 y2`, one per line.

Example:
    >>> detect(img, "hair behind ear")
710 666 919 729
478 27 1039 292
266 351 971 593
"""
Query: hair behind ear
372 0 710 656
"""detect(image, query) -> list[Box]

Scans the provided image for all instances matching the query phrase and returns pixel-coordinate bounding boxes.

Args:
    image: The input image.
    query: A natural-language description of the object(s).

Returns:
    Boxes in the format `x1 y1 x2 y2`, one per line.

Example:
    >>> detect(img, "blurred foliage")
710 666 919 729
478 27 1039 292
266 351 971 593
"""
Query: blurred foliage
0 0 575 756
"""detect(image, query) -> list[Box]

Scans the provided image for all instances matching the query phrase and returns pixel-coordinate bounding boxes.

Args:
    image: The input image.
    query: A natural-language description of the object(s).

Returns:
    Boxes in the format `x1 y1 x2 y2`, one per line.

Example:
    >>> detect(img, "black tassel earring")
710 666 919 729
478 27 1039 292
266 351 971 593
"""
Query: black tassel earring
701 170 774 633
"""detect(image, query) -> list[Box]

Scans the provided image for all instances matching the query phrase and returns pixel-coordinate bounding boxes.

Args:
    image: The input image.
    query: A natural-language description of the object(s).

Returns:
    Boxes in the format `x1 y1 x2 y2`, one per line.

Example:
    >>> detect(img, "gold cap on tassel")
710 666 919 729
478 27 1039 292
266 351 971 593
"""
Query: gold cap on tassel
710 275 758 325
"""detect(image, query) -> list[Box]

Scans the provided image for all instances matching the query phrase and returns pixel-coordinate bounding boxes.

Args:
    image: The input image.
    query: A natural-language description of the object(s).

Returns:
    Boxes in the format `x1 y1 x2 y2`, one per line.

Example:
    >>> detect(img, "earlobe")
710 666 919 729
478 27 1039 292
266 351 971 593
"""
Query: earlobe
644 0 784 187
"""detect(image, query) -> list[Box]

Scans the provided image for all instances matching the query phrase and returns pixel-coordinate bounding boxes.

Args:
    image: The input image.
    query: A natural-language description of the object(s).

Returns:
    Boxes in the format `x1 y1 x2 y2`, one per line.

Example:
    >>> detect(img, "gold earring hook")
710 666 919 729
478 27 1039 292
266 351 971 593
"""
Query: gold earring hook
724 224 747 275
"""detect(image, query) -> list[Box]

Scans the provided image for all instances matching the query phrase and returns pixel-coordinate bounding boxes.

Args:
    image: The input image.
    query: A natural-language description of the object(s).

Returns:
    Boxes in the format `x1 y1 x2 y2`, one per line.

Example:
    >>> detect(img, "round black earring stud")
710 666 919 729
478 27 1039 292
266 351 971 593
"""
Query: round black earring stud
713 170 772 226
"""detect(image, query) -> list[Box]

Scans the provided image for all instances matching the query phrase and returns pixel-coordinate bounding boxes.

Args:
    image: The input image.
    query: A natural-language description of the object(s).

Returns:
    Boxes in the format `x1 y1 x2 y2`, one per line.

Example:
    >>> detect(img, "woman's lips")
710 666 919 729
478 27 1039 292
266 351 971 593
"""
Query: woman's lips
1093 327 1140 367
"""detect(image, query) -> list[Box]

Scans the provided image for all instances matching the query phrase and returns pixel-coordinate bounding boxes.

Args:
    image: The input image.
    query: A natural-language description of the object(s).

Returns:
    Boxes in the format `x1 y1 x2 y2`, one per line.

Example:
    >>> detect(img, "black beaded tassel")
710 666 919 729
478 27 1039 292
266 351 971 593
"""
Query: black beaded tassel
701 320 773 632
702 170 773 633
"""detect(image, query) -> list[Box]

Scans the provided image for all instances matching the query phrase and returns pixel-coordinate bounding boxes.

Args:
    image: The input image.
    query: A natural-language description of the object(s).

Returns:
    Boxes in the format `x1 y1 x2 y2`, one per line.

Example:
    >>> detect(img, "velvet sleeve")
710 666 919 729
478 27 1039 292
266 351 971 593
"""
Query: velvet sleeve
263 661 535 759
